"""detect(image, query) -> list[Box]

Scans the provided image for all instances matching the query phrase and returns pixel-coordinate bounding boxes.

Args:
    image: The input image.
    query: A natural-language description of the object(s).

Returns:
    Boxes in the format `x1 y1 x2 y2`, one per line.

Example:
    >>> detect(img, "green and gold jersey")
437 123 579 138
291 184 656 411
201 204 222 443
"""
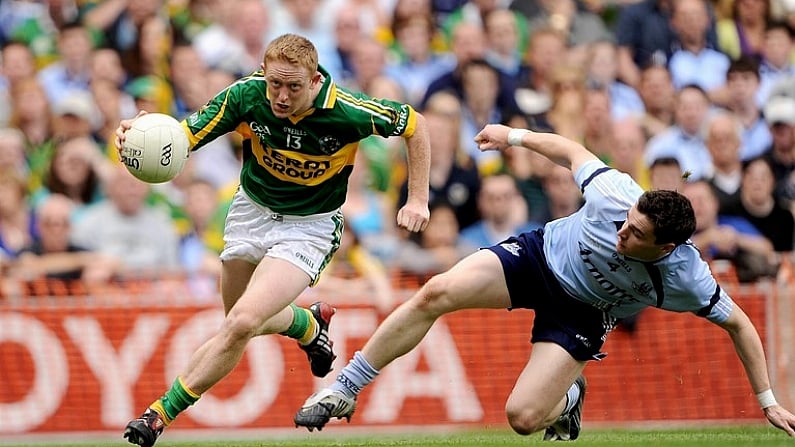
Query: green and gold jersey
182 66 417 215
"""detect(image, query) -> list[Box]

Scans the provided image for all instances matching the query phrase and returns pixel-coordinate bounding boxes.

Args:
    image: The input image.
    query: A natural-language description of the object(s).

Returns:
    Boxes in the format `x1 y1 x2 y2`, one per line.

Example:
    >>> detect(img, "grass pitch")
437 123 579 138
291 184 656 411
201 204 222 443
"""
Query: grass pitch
3 426 792 447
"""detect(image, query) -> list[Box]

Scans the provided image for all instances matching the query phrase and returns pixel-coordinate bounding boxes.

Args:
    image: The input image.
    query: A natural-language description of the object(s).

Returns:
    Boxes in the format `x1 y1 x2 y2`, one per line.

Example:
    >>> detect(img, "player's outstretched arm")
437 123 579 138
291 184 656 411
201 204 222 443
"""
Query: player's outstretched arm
398 112 430 233
474 124 599 174
717 304 795 436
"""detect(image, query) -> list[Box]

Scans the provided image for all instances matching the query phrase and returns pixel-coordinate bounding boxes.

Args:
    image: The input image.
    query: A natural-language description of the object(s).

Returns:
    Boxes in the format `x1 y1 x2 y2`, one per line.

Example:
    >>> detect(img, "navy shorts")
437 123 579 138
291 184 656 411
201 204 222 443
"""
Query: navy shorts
486 229 613 361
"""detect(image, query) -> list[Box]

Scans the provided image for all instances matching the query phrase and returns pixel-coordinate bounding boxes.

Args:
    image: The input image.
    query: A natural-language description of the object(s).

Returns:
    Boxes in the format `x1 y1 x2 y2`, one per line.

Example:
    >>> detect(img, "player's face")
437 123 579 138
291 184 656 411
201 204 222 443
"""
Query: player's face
263 60 320 118
616 206 673 261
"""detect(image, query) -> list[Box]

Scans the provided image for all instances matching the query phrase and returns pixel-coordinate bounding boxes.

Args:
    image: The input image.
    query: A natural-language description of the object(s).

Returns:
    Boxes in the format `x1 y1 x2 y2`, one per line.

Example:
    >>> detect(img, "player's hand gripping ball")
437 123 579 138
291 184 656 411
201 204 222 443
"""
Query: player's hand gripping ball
121 113 190 183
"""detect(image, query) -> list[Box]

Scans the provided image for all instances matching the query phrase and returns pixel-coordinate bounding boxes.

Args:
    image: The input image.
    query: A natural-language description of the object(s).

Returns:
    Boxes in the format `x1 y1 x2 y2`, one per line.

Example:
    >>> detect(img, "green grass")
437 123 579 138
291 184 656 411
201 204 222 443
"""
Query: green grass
3 426 793 447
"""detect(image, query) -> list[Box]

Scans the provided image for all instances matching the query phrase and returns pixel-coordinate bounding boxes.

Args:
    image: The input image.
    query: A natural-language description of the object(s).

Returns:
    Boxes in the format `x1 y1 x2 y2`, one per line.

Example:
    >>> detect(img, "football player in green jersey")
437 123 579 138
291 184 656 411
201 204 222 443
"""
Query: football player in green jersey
115 34 431 447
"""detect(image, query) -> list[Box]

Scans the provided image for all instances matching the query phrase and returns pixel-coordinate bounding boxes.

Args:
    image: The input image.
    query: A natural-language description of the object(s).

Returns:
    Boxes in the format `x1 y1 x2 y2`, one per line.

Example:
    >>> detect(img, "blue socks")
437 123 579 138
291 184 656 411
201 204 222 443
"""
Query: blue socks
331 351 379 399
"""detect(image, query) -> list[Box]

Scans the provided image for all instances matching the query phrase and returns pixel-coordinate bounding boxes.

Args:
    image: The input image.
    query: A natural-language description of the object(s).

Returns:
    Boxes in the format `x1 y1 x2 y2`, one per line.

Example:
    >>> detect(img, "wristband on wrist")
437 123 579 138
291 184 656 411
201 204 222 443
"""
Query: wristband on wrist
756 389 778 409
507 128 529 147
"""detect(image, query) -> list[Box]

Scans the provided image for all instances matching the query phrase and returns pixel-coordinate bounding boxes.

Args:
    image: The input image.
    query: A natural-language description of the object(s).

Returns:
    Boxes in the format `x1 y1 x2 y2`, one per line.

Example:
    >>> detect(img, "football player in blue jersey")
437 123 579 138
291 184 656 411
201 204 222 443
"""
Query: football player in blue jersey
294 124 795 440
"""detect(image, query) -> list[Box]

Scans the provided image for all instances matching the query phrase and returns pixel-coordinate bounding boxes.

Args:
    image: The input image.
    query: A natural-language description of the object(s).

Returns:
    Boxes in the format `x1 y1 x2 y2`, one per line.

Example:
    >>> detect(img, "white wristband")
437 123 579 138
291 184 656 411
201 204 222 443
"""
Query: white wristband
756 389 778 409
507 128 530 147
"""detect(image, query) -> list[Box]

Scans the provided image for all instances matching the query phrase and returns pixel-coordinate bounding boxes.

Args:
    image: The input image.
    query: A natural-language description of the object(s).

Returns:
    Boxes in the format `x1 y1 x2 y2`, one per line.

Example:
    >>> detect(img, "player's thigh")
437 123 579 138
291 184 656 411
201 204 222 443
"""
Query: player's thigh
226 256 312 327
221 259 257 314
424 249 512 312
506 341 585 417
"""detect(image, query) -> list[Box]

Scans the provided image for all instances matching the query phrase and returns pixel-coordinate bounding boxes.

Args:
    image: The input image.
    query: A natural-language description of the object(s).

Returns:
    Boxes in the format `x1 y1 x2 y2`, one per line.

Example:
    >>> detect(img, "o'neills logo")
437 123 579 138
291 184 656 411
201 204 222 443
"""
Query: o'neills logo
121 155 140 170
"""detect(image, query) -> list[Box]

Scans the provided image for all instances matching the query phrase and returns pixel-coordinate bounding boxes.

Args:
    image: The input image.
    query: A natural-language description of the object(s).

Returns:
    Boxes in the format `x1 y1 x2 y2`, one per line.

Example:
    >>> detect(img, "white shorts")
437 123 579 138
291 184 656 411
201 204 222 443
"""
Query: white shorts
220 188 344 285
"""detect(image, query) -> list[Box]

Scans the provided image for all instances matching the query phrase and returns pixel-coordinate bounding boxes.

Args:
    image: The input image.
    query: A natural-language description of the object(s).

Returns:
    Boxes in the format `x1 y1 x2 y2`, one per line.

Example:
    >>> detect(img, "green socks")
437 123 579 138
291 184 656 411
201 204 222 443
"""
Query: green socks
281 303 317 344
150 377 200 424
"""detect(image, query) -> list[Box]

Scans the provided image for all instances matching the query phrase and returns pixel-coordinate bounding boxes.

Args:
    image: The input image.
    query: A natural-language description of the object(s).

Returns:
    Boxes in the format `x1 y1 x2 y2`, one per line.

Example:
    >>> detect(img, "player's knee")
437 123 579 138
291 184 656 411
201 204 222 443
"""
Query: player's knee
220 311 259 343
413 273 454 317
505 404 546 436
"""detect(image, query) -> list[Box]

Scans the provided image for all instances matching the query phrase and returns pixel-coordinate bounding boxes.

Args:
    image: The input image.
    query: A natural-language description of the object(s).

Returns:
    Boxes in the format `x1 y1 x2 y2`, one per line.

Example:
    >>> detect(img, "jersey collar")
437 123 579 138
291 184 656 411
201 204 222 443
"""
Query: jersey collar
312 65 337 110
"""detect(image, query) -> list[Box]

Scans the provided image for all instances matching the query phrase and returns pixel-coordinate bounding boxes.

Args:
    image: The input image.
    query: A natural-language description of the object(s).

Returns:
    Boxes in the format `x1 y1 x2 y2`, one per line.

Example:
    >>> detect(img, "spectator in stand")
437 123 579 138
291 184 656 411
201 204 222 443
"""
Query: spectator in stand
169 44 210 120
724 156 795 253
8 78 55 192
51 90 102 144
178 177 222 301
10 193 118 282
526 0 613 64
717 0 771 61
530 64 588 143
32 136 112 213
0 42 36 126
581 87 615 161
722 56 772 160
649 156 685 191
762 95 795 208
637 64 677 139
668 0 731 100
644 84 713 181
460 173 542 249
329 5 364 89
609 118 651 190
459 58 521 175
398 91 480 231
0 168 36 260
442 0 528 56
89 47 129 89
393 198 475 276
72 165 180 275
0 127 28 178
513 27 568 117
269 0 342 79
90 79 133 150
343 37 389 95
343 149 397 262
502 113 556 224
36 21 93 104
614 0 718 89
483 8 530 89
682 179 778 283
387 13 455 108
705 110 746 212
586 40 645 122
757 21 795 106
81 0 165 77
190 1 265 76
542 164 584 221
420 20 517 113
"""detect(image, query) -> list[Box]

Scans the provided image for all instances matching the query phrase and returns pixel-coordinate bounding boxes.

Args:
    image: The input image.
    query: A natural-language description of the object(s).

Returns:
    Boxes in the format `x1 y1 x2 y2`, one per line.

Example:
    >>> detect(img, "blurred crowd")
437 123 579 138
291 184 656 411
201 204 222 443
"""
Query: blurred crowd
1 0 795 304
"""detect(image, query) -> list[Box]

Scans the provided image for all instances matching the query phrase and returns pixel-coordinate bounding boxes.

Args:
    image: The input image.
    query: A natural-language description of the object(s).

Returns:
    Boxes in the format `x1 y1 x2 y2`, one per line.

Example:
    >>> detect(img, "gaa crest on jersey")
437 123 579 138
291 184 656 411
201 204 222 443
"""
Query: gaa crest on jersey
318 135 342 154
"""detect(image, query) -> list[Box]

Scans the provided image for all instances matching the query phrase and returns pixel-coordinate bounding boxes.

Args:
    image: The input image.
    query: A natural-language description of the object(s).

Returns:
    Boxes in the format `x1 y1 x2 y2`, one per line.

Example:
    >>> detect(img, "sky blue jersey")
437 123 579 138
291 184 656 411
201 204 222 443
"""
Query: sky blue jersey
543 160 734 323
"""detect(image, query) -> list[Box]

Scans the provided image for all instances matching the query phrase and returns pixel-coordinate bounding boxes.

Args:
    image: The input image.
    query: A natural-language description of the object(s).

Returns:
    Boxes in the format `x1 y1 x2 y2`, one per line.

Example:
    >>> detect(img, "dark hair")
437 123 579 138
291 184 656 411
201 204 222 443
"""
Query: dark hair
727 55 760 80
636 190 696 246
766 20 795 39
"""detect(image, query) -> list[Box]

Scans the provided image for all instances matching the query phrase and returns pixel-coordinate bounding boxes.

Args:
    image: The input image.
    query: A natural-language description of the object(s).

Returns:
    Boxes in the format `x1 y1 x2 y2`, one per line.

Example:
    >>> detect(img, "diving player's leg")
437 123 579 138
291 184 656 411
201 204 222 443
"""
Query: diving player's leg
504 341 585 439
294 249 511 430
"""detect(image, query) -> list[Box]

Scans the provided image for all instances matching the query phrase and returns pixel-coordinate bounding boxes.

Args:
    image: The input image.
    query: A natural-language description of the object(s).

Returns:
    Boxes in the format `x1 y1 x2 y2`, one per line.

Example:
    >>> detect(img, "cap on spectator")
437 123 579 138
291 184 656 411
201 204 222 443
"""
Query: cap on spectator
54 91 97 123
764 96 795 126
125 75 174 114
53 91 103 131
126 76 160 100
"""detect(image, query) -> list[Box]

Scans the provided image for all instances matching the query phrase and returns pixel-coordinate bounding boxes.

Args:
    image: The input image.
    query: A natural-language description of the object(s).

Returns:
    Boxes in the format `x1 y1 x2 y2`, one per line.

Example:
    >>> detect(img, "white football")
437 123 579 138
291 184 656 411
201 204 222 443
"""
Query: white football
121 113 190 183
